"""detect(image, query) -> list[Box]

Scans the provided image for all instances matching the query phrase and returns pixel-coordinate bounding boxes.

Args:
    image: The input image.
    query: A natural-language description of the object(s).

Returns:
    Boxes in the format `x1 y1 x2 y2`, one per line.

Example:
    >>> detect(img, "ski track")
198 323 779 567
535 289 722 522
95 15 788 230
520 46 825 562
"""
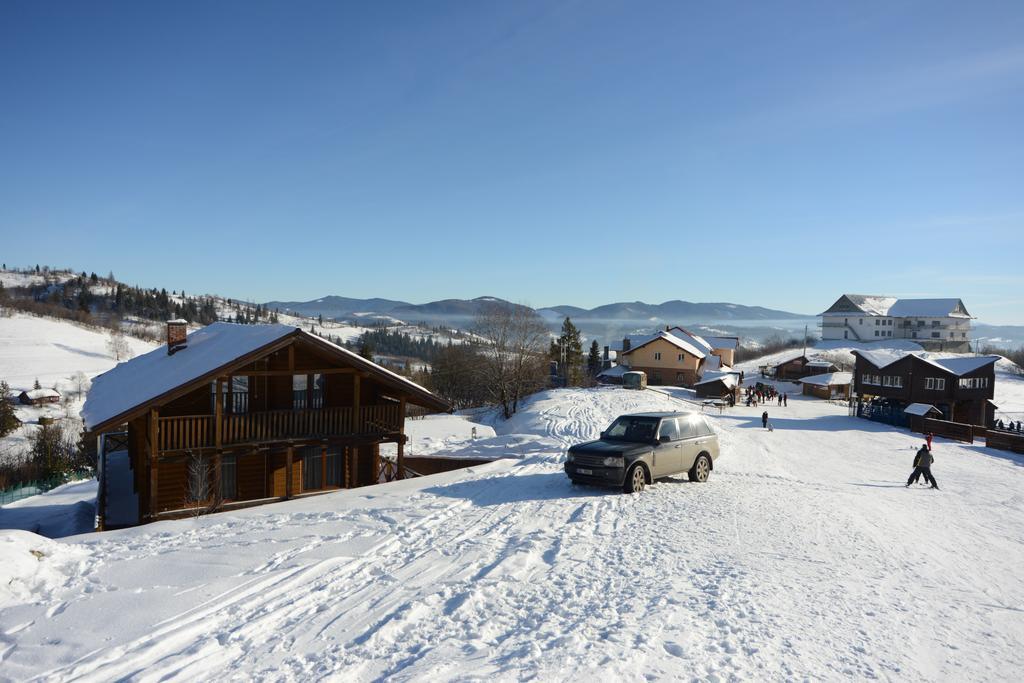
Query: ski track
4 385 1024 681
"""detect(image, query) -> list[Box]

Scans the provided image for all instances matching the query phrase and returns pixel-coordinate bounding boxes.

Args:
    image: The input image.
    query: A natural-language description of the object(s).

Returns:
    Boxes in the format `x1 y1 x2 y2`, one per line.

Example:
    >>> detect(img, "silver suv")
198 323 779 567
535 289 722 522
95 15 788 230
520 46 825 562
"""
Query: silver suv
564 411 720 493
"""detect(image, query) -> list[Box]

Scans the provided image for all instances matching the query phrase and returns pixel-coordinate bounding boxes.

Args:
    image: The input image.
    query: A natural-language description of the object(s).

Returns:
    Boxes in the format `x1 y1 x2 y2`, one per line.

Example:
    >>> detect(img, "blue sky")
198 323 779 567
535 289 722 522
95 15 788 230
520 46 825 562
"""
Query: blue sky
2 1 1023 323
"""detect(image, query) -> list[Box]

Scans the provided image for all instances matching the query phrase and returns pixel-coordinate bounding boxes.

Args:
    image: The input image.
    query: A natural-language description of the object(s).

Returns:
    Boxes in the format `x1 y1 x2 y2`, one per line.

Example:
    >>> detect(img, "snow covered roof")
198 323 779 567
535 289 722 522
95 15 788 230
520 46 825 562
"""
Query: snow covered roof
704 336 739 350
930 356 1000 375
83 323 448 431
621 331 706 360
904 403 941 416
886 299 972 319
853 350 1000 377
842 295 899 316
821 294 972 319
694 373 739 388
21 388 60 399
597 364 628 378
799 372 852 387
853 349 910 370
806 360 836 367
704 354 721 371
666 327 713 353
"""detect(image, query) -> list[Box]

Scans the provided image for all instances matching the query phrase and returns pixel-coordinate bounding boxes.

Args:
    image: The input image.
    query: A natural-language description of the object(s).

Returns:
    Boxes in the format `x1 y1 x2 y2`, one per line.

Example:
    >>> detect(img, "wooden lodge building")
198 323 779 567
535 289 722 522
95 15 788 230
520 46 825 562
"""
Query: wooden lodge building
83 321 450 528
851 349 999 426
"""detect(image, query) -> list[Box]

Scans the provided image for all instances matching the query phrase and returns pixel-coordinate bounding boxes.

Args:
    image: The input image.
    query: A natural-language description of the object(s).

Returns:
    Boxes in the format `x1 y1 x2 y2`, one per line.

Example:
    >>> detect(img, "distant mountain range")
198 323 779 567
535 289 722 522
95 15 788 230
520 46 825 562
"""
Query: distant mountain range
263 295 808 325
262 295 814 343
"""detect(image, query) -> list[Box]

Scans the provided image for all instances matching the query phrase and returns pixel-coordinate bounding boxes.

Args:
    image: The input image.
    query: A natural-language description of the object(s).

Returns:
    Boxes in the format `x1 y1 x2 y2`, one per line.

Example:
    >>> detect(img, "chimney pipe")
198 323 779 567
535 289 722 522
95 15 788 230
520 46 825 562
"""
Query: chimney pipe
166 319 188 355
622 337 631 352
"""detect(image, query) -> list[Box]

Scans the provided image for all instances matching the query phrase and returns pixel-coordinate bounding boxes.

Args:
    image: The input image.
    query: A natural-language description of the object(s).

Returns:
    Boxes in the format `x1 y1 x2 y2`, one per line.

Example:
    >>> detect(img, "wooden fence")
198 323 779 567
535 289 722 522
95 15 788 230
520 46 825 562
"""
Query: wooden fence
919 417 974 444
986 430 1024 455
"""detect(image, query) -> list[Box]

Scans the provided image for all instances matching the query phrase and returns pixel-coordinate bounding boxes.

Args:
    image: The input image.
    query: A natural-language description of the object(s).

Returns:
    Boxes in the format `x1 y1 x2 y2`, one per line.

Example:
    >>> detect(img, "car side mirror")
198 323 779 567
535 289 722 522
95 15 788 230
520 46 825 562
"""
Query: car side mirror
659 435 671 443
599 431 607 439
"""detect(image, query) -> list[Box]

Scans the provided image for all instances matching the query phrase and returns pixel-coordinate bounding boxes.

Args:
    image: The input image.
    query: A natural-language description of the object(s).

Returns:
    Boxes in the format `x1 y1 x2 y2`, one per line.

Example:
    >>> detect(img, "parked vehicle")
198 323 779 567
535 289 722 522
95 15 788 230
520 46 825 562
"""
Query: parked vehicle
564 411 719 492
622 371 647 390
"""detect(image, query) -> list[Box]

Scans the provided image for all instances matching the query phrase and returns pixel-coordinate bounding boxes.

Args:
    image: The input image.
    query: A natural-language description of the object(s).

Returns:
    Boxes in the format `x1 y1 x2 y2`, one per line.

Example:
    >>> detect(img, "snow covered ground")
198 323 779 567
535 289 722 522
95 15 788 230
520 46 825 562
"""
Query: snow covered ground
0 479 97 538
2 384 1024 681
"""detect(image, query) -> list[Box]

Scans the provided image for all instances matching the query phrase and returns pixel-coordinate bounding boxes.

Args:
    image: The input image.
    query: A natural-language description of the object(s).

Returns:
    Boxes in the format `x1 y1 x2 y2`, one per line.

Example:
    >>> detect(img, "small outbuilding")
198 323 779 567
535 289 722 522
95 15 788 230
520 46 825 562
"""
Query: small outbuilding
694 373 740 401
903 403 943 433
19 388 61 405
798 372 852 400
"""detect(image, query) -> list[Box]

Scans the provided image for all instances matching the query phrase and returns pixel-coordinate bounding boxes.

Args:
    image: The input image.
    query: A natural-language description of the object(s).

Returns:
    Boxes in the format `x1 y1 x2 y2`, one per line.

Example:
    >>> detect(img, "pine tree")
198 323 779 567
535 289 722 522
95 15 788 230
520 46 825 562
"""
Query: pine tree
587 340 602 377
359 339 375 360
34 377 42 390
0 381 20 437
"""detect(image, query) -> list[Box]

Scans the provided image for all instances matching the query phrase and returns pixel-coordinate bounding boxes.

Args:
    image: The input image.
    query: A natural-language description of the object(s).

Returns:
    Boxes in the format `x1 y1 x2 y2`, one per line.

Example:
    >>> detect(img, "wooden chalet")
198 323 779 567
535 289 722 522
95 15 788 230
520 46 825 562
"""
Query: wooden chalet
767 354 838 381
798 372 852 400
852 350 998 427
83 321 450 528
19 388 61 405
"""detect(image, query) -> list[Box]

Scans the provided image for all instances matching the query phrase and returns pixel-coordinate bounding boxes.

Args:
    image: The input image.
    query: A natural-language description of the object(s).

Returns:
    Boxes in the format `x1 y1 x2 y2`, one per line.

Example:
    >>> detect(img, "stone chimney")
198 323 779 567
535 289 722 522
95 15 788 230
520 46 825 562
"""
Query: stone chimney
166 319 188 355
622 337 631 352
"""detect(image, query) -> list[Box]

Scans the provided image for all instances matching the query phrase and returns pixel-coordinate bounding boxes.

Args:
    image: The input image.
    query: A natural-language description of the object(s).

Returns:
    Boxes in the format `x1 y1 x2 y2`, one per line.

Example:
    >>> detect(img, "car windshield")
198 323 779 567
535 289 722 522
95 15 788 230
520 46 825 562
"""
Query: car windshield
604 416 660 443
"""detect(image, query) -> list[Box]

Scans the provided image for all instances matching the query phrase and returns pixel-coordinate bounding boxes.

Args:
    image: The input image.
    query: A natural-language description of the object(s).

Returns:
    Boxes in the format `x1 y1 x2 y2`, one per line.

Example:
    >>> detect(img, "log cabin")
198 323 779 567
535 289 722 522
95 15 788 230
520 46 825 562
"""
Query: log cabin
83 321 450 528
852 349 998 426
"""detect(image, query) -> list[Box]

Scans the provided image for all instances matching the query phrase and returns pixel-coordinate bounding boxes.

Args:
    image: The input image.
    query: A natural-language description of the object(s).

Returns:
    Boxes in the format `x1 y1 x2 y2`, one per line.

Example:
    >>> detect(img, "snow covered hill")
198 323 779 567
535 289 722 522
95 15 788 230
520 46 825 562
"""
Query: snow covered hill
2 383 1024 681
0 313 157 462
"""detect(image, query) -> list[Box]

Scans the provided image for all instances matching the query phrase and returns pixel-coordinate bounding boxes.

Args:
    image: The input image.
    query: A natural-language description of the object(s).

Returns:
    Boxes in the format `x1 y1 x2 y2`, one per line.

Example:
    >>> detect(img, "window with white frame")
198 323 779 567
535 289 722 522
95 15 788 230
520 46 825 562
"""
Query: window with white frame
936 378 945 390
654 352 661 360
677 353 684 361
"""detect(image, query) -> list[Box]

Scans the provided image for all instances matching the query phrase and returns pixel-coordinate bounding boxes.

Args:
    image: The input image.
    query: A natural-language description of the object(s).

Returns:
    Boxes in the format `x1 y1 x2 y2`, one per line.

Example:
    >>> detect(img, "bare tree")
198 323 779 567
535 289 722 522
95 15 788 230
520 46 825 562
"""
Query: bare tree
183 450 220 516
106 329 131 361
474 303 550 419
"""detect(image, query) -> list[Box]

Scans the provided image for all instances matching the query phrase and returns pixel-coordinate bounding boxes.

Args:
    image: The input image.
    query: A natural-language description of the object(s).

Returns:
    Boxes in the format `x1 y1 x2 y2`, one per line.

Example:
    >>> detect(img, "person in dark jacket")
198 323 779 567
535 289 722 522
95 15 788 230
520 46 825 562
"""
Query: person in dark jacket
906 444 939 489
762 411 769 429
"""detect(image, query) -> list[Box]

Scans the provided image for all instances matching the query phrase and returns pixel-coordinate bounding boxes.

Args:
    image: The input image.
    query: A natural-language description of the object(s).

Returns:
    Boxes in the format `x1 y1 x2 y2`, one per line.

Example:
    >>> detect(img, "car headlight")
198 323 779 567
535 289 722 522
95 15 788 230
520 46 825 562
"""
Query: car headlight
566 452 575 463
603 456 623 467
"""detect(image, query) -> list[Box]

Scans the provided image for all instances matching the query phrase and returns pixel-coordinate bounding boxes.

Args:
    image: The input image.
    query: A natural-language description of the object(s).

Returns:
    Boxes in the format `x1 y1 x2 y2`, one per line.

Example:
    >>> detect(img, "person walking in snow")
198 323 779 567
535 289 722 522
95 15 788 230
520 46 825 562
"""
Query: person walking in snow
906 444 939 489
783 393 788 407
762 411 769 429
925 432 933 450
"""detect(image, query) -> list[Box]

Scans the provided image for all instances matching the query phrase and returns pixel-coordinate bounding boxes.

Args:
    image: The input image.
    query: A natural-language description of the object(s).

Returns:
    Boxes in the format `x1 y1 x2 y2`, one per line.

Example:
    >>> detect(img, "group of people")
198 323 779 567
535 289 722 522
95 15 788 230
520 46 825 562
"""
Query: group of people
993 419 1023 432
744 385 787 408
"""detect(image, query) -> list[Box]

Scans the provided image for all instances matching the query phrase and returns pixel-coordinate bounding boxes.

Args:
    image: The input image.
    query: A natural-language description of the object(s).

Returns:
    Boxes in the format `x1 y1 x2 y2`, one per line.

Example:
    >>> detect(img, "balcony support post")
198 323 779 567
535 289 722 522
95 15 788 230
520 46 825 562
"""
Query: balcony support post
215 378 224 449
149 408 159 520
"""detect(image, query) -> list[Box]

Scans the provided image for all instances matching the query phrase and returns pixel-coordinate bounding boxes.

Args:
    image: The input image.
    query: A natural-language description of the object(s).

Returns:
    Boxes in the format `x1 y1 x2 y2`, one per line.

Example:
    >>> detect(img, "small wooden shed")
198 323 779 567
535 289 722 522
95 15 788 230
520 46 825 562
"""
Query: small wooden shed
799 372 852 400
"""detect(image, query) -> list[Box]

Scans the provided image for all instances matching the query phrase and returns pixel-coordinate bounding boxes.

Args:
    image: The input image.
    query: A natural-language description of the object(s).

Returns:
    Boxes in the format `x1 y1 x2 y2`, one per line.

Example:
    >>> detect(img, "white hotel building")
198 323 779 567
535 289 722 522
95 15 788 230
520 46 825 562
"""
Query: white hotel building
819 295 973 352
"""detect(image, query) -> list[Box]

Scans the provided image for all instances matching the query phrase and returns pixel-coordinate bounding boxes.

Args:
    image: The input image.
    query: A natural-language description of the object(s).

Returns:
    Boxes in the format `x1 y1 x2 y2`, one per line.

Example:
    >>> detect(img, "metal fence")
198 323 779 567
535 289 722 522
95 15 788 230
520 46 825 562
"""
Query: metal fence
856 402 908 428
0 469 93 506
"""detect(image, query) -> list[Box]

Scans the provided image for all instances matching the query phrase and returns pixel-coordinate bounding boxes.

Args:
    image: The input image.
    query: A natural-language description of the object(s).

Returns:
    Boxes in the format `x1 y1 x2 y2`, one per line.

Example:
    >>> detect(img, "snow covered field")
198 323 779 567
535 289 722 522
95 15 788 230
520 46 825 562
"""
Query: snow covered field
3 383 1024 681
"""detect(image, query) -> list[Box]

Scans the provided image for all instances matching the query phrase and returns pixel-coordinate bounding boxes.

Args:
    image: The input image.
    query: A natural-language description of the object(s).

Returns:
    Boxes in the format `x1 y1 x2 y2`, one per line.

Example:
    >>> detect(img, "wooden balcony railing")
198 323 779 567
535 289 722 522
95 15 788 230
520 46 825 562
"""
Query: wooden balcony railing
156 404 402 453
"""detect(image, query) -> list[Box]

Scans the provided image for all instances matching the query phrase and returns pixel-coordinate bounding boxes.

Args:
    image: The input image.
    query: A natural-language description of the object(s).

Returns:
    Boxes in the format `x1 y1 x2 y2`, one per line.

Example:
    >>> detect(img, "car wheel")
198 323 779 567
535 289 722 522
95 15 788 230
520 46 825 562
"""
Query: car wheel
689 454 711 483
623 464 646 493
